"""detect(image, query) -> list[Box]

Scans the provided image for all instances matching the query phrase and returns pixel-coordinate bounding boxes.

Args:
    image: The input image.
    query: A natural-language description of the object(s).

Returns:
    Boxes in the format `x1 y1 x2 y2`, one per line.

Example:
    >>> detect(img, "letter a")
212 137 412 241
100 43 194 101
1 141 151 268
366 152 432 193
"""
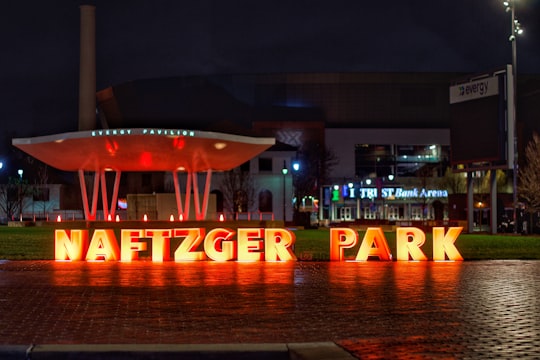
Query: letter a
433 227 464 261
86 229 120 261
355 227 392 261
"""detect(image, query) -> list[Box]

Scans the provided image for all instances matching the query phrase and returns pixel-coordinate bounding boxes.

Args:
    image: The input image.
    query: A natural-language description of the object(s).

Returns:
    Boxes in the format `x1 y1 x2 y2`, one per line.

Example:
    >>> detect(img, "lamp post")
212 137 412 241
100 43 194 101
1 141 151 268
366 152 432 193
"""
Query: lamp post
282 161 288 223
17 169 23 221
503 0 523 233
292 160 300 221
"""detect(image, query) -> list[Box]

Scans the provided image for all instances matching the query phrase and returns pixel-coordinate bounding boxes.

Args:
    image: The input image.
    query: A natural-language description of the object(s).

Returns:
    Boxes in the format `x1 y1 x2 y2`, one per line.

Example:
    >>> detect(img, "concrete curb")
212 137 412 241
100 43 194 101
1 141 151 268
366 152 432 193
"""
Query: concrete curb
0 342 356 360
0 345 29 359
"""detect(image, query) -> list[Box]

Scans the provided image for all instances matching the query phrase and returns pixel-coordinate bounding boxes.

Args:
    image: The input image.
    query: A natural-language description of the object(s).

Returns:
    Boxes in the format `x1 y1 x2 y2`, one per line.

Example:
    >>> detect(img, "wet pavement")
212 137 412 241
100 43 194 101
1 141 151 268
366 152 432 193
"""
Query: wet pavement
0 260 539 359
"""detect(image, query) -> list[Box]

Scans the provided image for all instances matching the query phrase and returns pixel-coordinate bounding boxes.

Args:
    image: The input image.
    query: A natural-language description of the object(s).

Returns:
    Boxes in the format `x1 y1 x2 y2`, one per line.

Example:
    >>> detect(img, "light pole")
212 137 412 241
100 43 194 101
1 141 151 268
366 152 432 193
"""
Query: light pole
282 161 288 223
17 169 23 221
504 0 523 233
292 160 300 221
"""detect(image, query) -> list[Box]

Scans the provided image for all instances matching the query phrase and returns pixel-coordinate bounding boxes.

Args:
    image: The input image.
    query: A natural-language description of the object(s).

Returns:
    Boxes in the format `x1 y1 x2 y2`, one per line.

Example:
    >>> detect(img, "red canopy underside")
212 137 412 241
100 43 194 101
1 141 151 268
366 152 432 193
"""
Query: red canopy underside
13 129 275 172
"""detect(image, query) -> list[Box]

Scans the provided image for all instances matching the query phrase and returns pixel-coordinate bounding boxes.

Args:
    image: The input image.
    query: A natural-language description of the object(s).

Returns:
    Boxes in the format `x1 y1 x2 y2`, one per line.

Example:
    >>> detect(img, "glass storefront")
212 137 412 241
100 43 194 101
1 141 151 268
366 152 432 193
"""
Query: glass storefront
320 184 448 223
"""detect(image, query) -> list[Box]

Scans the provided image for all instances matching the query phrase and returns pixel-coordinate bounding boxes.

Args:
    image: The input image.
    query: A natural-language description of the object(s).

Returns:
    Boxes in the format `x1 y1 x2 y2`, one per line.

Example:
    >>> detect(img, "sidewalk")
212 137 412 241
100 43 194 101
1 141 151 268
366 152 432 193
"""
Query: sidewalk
0 343 356 359
1 260 539 359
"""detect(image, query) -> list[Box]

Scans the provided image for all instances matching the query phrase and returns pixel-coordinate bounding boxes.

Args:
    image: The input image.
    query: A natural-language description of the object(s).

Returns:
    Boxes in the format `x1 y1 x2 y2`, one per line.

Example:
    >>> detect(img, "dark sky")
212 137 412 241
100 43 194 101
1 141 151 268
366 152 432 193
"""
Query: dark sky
2 0 540 144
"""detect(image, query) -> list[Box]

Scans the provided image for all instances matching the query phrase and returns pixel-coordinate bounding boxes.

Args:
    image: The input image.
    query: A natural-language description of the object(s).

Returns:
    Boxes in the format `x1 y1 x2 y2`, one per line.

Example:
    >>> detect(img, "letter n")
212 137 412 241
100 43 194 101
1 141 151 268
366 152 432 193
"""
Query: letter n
55 229 88 261
433 227 464 261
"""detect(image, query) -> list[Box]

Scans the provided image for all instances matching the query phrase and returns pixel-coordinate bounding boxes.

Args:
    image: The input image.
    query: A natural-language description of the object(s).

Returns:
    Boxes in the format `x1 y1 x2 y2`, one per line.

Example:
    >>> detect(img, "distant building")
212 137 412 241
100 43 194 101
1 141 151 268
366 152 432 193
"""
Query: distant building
7 72 539 225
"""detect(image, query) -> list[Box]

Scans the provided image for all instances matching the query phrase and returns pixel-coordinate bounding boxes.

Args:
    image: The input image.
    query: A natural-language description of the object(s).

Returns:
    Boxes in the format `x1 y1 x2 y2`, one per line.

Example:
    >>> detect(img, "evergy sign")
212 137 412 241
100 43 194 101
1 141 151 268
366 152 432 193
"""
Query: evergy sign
449 75 499 104
55 226 464 262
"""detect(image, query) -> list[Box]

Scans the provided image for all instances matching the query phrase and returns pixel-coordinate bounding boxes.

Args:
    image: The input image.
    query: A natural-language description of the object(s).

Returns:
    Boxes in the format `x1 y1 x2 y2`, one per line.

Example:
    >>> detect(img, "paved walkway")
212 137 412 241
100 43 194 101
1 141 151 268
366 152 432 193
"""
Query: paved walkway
0 260 539 359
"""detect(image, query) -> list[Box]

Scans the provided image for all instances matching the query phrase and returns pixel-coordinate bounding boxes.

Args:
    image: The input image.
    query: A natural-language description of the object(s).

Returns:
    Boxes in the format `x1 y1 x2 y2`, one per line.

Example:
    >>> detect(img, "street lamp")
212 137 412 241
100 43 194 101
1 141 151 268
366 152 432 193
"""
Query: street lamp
282 161 288 222
17 169 24 221
503 0 523 233
292 160 300 218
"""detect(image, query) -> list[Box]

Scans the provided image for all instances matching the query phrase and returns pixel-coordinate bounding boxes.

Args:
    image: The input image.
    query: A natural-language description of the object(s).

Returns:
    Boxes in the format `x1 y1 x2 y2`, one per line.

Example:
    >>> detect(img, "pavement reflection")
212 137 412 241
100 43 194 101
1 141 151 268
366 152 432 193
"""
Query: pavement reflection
1 260 539 358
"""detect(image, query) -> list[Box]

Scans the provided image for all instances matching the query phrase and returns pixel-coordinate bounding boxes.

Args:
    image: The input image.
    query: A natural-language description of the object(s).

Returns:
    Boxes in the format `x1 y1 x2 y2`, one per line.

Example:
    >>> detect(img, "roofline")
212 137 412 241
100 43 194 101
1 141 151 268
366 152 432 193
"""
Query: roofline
12 128 275 146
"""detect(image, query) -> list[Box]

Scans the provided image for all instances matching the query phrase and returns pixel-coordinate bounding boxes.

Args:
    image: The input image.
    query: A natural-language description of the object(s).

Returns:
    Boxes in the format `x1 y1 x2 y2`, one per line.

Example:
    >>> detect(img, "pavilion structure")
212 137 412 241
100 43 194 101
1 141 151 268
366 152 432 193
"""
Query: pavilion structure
13 128 274 221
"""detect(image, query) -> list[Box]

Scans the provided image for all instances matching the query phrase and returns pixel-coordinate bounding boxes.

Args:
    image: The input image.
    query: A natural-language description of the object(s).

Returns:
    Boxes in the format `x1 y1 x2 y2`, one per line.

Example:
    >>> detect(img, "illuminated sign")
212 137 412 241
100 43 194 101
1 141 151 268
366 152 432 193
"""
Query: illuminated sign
330 227 463 261
351 187 448 199
91 128 196 137
55 226 463 262
56 228 297 262
449 75 499 104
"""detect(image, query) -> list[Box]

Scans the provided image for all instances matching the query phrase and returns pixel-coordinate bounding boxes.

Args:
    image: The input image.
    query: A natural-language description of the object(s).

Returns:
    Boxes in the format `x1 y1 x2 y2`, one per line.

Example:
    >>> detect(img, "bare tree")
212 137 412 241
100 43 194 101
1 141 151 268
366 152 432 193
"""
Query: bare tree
0 182 18 221
439 167 467 194
33 163 51 219
219 167 256 215
518 132 540 232
294 143 337 205
0 176 31 221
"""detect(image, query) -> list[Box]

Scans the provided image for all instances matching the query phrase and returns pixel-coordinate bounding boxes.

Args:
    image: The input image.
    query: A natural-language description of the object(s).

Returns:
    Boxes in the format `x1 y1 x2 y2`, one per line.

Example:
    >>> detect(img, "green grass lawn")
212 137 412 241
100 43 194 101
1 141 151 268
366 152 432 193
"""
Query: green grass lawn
0 225 539 260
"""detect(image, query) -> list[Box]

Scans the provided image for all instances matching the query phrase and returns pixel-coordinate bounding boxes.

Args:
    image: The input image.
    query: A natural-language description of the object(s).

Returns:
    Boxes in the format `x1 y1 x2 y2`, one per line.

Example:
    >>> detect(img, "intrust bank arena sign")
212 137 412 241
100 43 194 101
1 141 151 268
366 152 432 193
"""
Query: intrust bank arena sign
55 226 464 262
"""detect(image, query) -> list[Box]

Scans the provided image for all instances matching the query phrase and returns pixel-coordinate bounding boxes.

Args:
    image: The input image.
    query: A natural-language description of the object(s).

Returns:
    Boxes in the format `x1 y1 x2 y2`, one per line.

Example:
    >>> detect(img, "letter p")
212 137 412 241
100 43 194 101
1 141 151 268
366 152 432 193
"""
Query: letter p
330 228 358 261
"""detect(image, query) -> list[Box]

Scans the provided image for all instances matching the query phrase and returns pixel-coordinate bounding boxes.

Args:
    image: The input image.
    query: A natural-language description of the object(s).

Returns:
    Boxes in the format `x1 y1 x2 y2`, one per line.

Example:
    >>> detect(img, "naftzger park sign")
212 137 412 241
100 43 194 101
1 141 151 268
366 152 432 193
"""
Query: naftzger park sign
55 226 463 262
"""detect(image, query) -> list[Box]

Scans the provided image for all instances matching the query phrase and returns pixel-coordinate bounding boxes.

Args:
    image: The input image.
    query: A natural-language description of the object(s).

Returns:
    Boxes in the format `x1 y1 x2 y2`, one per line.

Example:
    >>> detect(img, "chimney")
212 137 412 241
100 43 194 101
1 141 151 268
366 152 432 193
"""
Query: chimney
78 5 96 131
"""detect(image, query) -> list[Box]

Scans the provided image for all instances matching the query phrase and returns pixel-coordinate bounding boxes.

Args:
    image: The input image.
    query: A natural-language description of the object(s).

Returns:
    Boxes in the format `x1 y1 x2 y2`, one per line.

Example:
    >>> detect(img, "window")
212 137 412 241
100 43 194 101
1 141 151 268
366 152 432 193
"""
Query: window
258 158 272 172
142 173 152 187
355 144 394 178
33 187 50 202
258 190 273 212
240 161 250 172
212 190 224 213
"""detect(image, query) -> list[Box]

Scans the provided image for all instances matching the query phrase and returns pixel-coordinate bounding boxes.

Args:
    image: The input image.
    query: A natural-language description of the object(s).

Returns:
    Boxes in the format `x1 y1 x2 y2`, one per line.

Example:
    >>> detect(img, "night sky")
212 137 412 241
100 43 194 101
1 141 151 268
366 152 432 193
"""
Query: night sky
2 0 540 152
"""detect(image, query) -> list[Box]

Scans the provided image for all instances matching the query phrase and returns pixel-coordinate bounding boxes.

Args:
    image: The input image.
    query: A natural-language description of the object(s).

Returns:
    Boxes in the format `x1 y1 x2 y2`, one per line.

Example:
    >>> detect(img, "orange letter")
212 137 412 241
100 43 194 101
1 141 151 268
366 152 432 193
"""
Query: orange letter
330 228 357 261
55 229 88 261
86 229 120 261
204 228 236 261
396 227 428 261
264 228 297 261
174 228 206 261
355 227 392 261
433 227 464 261
237 228 264 261
121 229 146 262
145 229 172 262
